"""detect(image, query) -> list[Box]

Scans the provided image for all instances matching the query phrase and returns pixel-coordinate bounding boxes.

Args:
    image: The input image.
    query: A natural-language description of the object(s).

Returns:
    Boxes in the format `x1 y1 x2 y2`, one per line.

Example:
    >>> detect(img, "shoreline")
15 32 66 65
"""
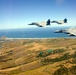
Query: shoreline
0 37 76 41
4 37 76 40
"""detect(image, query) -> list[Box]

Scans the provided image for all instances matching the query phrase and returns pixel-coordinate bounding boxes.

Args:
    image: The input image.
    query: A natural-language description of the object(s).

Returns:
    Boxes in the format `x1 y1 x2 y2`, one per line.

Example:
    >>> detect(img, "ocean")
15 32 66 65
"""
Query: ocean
0 26 76 38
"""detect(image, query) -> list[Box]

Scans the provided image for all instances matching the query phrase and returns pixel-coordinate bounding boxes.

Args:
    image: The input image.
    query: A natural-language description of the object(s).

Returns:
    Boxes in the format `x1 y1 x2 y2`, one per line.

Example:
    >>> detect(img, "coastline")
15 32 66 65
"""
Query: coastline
0 37 76 42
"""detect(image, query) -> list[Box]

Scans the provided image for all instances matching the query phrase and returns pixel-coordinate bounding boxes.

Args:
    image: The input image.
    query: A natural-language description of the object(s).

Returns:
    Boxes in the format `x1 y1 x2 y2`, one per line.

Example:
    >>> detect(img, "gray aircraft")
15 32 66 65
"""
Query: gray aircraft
54 27 76 36
28 18 67 27
28 19 51 27
51 18 67 24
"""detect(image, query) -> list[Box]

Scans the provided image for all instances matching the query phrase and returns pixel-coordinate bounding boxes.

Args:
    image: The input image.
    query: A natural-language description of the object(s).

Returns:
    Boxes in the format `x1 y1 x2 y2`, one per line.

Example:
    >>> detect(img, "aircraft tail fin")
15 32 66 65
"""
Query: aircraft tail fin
46 19 51 25
63 18 67 23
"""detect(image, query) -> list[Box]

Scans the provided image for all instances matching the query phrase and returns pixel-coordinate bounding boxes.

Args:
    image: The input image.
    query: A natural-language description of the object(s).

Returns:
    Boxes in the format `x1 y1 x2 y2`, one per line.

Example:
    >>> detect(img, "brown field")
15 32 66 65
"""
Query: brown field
0 38 76 75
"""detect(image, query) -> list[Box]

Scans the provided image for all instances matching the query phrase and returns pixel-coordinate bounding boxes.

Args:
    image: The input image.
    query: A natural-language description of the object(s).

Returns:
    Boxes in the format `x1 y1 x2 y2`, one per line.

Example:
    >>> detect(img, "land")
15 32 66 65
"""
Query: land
0 38 76 75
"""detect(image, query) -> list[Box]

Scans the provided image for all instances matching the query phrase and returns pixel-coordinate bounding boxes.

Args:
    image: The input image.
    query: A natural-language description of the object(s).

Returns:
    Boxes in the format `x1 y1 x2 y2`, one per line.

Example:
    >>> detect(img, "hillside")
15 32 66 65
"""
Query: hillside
0 38 76 75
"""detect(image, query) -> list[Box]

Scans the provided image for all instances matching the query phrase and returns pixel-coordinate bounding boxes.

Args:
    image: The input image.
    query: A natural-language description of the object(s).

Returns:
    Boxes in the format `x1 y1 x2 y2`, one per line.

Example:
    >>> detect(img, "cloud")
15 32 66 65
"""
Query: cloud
56 0 64 5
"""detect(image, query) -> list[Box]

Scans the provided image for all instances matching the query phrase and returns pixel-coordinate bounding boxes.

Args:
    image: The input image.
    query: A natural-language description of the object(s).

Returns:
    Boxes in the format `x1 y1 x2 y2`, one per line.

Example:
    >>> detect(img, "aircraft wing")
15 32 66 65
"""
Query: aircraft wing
67 30 76 36
68 32 76 36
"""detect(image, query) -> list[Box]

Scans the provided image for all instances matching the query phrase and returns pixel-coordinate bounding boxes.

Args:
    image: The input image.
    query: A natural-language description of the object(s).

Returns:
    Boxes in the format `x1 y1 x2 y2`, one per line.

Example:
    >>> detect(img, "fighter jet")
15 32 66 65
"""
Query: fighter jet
28 18 67 27
54 27 76 36
51 18 67 24
28 19 51 27
64 27 76 36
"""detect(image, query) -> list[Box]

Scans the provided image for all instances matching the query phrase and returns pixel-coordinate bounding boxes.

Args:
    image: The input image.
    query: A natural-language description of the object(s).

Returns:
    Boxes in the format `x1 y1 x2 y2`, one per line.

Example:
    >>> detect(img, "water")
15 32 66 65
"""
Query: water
0 27 75 38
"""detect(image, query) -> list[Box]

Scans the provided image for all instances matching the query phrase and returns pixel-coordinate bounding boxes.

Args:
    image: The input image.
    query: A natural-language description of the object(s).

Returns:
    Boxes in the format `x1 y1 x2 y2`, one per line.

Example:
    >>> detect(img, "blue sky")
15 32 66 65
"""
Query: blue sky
0 0 76 29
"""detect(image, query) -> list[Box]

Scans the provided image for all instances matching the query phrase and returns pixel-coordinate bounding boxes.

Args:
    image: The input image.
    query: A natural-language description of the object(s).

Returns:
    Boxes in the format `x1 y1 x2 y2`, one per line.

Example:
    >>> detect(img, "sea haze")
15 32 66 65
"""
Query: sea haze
0 26 75 38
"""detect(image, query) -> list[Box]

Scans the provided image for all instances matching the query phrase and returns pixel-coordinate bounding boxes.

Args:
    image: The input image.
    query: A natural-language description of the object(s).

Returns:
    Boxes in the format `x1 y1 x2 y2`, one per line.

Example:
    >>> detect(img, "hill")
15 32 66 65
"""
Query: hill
0 38 76 75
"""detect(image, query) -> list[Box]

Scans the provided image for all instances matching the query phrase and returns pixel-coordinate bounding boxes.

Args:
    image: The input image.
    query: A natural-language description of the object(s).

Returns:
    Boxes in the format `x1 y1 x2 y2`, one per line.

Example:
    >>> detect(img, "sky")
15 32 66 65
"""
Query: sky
0 0 76 29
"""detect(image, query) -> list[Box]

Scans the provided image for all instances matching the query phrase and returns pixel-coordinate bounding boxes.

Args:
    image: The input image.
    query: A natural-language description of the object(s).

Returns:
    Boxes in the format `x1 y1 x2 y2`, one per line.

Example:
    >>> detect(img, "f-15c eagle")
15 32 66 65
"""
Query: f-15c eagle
28 18 67 27
54 27 76 36
28 19 51 27
64 27 76 36
51 18 67 24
